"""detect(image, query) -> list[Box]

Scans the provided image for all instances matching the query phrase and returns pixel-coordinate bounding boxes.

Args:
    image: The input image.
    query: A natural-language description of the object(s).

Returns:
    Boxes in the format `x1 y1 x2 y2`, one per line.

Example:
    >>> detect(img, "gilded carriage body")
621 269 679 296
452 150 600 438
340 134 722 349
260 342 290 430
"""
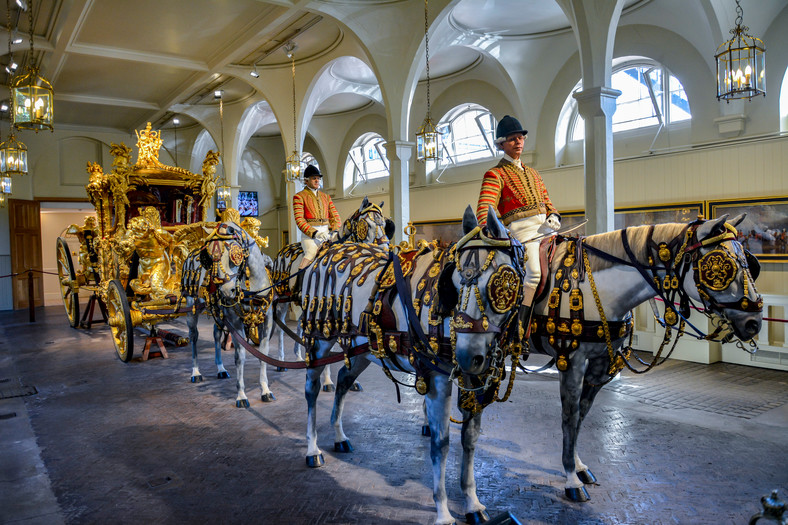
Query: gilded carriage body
56 123 233 362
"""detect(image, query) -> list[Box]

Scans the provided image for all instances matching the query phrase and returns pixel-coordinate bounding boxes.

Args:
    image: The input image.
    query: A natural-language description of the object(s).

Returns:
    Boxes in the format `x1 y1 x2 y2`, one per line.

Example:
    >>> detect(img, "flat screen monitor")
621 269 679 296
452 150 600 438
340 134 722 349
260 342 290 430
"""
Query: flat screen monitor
238 191 259 217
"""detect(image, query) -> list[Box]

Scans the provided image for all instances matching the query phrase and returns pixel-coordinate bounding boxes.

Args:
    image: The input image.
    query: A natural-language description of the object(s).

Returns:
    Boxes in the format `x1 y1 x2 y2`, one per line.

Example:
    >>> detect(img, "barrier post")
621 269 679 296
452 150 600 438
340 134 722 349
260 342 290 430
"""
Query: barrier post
28 270 35 323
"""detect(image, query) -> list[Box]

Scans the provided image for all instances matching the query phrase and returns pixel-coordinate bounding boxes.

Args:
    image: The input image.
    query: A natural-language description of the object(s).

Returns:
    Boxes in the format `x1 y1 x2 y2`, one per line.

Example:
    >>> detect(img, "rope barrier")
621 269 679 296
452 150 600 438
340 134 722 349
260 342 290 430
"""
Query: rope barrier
0 268 61 279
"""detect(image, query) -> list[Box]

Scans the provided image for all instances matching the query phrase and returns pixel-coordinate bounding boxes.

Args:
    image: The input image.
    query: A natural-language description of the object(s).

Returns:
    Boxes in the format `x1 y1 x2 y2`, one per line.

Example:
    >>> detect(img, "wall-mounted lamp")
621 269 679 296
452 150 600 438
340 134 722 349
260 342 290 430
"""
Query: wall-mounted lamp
250 65 259 78
214 89 223 100
15 0 26 11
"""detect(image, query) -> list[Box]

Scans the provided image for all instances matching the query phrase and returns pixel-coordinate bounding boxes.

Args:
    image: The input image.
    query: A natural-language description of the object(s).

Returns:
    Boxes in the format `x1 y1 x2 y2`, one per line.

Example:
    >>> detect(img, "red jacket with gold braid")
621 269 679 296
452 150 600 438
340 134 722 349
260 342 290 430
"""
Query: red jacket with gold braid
293 188 341 238
476 159 558 226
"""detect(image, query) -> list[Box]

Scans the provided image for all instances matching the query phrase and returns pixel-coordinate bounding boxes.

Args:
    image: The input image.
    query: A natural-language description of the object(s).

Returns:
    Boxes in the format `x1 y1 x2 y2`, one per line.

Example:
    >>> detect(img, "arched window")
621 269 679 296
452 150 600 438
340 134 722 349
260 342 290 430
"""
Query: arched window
344 132 389 185
557 59 690 148
301 152 319 172
437 104 496 166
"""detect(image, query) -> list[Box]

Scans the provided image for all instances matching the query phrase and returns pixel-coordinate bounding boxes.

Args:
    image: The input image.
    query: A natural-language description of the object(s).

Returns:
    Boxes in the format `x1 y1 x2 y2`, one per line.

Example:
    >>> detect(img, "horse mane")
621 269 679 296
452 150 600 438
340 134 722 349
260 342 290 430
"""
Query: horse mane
553 223 688 272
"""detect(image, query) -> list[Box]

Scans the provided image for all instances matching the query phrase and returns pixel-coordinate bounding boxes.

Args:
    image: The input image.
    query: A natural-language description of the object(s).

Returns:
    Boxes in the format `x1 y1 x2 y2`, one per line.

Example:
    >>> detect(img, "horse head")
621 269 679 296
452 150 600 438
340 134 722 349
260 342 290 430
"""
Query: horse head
685 214 763 341
198 217 267 301
444 205 526 375
339 196 391 245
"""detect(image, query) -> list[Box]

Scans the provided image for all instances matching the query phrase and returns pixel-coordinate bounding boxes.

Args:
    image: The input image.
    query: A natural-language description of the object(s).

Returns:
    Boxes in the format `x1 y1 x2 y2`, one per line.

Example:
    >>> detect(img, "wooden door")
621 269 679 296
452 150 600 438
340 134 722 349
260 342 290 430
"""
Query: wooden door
9 199 44 309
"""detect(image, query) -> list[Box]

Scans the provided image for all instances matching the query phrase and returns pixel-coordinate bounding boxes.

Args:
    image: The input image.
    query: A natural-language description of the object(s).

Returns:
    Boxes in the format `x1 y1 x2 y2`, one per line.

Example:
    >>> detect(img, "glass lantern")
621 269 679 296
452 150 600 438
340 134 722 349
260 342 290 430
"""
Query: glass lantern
216 183 231 210
11 65 54 132
0 134 28 175
416 116 439 162
1 175 12 194
285 150 304 182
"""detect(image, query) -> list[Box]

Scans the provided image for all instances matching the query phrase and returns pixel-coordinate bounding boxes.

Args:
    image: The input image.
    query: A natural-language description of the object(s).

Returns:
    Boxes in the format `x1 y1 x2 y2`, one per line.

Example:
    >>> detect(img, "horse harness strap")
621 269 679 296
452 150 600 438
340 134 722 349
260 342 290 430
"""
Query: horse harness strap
362 247 455 386
534 237 633 372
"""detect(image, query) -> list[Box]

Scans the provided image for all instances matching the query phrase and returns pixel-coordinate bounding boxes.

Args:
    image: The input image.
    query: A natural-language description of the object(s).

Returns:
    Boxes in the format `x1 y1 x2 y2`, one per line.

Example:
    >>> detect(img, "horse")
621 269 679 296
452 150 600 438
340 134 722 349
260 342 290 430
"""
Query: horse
298 205 526 525
454 214 763 503
271 196 393 391
181 216 276 407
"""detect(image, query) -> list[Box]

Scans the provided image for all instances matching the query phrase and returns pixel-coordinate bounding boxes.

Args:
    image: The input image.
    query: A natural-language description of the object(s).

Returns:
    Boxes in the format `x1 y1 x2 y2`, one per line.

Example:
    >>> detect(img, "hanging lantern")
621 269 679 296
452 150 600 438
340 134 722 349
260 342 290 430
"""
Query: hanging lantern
11 0 54 131
415 0 440 162
11 65 54 131
1 175 12 193
283 42 305 183
216 183 231 208
714 0 765 102
285 150 304 182
0 133 28 175
416 116 439 162
0 191 5 208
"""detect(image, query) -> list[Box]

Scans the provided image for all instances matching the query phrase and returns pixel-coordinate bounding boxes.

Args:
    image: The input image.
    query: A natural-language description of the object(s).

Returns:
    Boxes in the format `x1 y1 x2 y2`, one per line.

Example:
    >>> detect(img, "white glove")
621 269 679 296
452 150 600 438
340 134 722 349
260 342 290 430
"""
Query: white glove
545 214 561 231
314 231 330 243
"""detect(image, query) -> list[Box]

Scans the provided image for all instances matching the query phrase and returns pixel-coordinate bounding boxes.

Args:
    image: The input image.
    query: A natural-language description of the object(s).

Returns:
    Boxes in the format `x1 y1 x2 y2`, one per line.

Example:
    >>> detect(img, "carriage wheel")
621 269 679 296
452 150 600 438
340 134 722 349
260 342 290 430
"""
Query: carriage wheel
106 279 134 362
56 237 80 328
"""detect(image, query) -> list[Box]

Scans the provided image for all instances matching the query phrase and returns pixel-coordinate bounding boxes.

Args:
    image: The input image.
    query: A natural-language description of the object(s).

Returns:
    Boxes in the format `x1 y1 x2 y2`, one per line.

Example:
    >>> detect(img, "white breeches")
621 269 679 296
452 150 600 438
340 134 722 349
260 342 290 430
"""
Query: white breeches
508 214 550 305
300 225 330 267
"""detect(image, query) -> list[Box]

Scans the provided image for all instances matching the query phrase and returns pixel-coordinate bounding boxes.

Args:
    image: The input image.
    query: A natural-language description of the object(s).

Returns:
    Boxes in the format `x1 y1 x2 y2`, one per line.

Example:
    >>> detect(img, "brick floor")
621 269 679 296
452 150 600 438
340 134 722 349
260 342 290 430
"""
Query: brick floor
1 307 786 525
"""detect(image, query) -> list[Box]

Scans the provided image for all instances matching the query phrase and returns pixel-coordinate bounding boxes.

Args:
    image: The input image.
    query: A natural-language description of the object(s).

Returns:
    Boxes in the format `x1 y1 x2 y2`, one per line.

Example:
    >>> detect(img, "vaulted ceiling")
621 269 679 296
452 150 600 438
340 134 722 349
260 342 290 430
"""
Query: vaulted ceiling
0 0 779 136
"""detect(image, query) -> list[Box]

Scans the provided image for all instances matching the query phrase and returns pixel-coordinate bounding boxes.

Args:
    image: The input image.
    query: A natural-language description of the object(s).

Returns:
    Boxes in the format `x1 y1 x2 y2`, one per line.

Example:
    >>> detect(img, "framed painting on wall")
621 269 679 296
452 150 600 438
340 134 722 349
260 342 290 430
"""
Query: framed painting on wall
707 196 788 261
614 202 704 230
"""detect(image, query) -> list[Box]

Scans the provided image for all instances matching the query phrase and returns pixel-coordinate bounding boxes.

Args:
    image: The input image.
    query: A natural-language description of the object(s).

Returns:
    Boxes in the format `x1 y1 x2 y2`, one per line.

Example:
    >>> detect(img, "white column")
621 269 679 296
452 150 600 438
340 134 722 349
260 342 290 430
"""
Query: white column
384 140 414 244
285 179 302 244
573 87 621 234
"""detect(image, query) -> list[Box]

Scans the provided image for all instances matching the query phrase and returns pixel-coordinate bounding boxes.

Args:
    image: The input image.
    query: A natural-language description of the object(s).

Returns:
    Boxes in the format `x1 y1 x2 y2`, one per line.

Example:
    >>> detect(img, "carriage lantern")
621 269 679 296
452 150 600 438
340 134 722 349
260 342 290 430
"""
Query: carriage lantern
715 0 765 102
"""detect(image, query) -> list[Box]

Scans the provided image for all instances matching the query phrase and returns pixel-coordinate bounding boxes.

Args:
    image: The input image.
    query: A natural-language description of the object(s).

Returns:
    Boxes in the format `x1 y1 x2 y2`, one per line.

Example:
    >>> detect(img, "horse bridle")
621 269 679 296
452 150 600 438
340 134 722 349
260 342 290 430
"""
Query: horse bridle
339 203 388 244
449 225 527 383
586 220 763 342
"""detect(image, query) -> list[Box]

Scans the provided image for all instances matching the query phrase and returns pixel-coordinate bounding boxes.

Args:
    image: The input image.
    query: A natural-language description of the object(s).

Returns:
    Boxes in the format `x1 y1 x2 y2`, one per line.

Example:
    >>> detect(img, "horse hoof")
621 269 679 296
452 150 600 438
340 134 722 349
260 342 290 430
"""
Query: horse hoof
349 382 363 392
322 384 335 392
190 375 203 383
306 454 324 468
421 425 431 437
236 399 250 408
577 469 597 485
334 440 353 453
261 393 275 402
217 371 230 379
565 486 590 502
275 367 286 372
465 510 490 524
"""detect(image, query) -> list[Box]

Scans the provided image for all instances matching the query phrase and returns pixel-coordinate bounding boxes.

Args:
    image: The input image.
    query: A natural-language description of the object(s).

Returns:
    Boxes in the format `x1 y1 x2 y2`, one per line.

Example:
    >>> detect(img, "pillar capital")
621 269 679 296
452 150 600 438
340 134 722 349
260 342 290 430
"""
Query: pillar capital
384 140 414 163
573 87 621 118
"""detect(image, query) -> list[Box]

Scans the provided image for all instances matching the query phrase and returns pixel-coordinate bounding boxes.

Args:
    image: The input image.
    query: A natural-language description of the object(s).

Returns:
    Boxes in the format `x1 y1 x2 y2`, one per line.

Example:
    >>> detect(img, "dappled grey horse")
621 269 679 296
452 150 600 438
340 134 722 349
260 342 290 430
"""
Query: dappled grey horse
271 196 392 390
299 205 525 525
181 219 276 407
455 214 763 502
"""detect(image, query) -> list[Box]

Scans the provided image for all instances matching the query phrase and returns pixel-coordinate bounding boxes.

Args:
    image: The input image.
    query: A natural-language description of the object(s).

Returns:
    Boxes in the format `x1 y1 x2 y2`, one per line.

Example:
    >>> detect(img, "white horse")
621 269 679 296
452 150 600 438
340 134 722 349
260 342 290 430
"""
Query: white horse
181 219 276 407
271 196 392 391
300 206 525 525
454 214 763 502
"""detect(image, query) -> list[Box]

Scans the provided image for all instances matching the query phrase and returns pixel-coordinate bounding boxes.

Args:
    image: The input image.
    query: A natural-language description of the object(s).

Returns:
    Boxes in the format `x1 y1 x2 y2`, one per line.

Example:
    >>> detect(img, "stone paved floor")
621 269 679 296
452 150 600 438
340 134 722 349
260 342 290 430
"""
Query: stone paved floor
1 306 787 525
